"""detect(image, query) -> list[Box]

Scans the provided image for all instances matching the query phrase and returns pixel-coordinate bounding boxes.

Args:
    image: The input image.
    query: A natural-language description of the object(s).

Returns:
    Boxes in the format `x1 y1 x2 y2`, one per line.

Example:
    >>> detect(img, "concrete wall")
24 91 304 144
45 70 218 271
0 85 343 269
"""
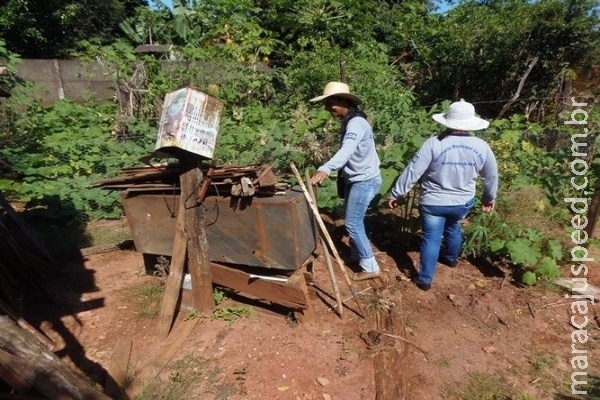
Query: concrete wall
15 59 116 105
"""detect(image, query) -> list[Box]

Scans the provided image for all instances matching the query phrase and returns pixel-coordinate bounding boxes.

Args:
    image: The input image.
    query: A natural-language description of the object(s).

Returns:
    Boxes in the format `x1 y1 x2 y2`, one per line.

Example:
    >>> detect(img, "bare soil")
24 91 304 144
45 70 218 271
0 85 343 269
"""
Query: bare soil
21 216 600 400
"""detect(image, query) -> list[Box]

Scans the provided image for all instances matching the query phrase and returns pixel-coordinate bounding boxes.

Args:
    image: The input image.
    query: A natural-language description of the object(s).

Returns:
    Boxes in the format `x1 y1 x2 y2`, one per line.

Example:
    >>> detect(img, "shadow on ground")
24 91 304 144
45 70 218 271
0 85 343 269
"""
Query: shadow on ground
0 199 124 397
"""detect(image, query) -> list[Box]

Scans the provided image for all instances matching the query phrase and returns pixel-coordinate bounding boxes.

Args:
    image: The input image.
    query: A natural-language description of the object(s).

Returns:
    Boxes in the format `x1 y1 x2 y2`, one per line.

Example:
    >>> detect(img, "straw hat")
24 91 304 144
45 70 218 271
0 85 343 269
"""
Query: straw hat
432 99 489 131
309 81 362 106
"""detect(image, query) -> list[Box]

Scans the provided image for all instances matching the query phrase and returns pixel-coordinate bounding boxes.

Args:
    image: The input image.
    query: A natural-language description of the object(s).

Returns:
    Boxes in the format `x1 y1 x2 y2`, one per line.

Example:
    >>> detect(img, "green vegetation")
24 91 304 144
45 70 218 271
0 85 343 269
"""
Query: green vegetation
0 0 598 285
0 0 146 58
132 280 165 319
211 287 253 324
136 355 214 399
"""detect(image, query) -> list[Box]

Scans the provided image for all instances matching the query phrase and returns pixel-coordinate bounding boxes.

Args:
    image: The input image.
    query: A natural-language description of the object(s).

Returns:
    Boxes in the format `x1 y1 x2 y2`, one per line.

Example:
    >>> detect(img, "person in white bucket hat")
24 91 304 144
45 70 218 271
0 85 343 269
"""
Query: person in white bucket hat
387 99 498 291
309 81 383 281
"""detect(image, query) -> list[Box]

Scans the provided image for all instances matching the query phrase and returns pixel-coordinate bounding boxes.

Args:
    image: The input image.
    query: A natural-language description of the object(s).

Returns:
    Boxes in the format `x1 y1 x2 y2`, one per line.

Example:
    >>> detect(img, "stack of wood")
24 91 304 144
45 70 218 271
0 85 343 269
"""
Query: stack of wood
92 162 286 197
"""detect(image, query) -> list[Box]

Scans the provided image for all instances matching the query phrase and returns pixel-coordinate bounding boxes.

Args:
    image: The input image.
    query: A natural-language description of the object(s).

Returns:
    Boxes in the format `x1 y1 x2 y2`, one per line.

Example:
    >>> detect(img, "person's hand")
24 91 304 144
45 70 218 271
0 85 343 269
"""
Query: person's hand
388 198 398 209
482 202 495 212
310 171 328 186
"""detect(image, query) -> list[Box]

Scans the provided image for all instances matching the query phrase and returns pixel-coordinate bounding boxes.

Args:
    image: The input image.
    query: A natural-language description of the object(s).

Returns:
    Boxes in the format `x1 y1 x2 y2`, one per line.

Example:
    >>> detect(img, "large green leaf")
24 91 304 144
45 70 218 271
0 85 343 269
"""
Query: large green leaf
506 239 540 266
522 271 537 286
538 257 560 280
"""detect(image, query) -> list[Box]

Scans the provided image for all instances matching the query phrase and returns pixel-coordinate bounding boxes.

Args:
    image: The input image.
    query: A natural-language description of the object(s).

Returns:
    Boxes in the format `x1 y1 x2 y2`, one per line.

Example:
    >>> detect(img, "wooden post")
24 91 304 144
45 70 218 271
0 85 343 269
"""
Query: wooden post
584 178 600 243
180 155 214 313
373 309 405 400
156 154 213 337
582 141 598 243
339 54 346 83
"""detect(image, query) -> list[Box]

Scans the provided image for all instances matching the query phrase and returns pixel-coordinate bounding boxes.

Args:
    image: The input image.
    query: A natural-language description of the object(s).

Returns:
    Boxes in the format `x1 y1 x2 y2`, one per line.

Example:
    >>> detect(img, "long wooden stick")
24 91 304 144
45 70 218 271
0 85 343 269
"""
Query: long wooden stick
304 170 343 317
320 237 343 317
290 162 364 317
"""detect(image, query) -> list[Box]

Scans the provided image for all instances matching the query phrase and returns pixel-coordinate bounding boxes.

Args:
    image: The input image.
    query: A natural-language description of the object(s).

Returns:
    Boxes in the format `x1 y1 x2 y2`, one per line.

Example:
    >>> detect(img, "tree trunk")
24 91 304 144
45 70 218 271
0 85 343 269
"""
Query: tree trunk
373 308 406 400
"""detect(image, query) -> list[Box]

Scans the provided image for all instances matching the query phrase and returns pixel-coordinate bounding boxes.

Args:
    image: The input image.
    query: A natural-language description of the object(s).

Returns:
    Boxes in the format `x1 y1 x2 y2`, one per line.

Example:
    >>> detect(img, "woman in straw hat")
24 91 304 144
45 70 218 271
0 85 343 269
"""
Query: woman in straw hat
309 82 382 281
387 99 498 291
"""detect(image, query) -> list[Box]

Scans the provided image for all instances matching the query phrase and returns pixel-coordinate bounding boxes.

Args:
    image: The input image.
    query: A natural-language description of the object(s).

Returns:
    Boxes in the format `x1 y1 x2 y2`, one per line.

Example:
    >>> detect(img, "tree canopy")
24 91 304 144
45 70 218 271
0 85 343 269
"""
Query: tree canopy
0 0 598 118
0 0 147 58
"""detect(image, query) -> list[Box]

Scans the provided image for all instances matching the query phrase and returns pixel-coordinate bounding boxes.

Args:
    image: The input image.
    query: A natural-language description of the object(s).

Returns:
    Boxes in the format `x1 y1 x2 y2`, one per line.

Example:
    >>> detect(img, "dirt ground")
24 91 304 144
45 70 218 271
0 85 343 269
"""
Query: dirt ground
20 214 600 400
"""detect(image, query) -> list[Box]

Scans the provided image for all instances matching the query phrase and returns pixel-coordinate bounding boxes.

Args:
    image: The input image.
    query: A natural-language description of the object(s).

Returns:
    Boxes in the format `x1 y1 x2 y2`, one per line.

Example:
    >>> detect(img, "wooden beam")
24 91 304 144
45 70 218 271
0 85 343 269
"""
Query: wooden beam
125 317 199 398
180 156 214 313
211 263 308 309
104 338 132 399
156 193 187 337
291 267 314 323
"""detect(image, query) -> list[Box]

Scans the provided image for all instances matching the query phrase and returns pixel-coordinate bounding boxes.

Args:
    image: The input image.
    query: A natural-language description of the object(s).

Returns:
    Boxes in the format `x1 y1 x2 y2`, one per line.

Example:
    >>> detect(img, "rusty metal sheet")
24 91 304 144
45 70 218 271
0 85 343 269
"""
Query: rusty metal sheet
120 186 317 271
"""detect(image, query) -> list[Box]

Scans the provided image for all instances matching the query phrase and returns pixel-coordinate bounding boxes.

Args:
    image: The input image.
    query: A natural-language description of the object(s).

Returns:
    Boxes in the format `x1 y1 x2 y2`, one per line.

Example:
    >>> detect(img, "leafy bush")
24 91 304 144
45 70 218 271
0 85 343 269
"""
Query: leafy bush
0 96 154 219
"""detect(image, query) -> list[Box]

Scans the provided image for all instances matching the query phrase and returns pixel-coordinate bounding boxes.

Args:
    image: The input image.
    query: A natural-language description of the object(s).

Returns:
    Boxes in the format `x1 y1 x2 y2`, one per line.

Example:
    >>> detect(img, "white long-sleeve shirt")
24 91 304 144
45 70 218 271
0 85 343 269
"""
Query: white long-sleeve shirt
389 134 498 205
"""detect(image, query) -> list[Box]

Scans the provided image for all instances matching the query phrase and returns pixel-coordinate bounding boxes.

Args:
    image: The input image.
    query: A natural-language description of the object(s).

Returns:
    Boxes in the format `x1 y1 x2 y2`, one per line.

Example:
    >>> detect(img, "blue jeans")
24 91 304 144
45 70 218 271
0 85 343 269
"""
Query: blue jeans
344 175 382 273
417 198 474 284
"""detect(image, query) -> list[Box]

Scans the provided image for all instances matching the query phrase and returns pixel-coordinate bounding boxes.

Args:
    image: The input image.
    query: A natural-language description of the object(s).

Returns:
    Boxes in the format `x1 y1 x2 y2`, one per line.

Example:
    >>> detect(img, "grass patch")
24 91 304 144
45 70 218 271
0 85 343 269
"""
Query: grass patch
443 372 534 400
500 185 564 234
135 356 212 399
528 348 556 373
132 280 165 319
436 355 451 368
24 216 132 256
85 219 132 247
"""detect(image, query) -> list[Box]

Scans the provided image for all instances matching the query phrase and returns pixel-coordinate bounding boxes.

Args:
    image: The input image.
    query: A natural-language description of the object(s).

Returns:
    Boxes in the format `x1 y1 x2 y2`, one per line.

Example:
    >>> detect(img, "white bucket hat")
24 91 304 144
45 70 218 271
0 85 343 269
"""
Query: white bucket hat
309 81 363 106
432 99 489 131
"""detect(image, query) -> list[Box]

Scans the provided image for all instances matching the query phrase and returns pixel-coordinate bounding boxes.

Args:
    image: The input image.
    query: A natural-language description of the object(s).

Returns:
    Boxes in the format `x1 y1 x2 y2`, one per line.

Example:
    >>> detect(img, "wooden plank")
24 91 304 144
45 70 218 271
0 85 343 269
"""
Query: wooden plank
290 162 364 317
156 196 187 337
180 157 214 313
0 315 111 399
0 300 55 350
211 263 308 309
125 317 199 398
0 394 48 399
0 348 34 393
104 338 132 399
79 240 134 257
555 278 600 298
290 268 314 323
